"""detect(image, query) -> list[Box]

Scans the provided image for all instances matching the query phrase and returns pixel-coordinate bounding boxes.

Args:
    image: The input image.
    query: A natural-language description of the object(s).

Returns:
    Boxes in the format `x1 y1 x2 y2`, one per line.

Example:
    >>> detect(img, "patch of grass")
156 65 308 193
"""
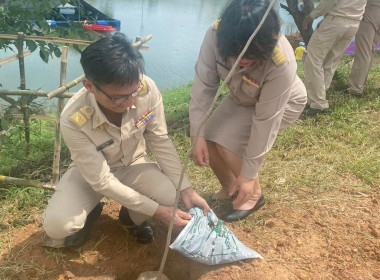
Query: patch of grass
45 248 66 265
0 260 55 279
0 187 48 230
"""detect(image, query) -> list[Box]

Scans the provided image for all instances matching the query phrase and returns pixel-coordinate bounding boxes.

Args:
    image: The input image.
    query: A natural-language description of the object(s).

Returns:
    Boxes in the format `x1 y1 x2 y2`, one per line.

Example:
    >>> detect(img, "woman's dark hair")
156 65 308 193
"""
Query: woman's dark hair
217 0 280 61
80 32 145 86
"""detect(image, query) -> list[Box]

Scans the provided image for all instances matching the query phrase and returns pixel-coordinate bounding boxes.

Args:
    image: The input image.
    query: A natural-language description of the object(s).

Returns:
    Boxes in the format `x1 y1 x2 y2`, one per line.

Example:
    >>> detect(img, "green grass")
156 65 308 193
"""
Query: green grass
0 56 380 235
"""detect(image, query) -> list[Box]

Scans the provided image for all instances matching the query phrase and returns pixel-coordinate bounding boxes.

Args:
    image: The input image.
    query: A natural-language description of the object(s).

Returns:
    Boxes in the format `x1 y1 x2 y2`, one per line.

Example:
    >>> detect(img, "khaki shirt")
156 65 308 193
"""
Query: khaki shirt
61 76 191 217
190 27 306 179
310 0 367 21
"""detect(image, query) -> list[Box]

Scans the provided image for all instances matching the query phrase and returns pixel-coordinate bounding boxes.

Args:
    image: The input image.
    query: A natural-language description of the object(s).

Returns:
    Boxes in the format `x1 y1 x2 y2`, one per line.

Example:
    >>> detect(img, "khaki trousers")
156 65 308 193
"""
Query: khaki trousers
348 17 380 94
305 16 360 109
42 156 176 240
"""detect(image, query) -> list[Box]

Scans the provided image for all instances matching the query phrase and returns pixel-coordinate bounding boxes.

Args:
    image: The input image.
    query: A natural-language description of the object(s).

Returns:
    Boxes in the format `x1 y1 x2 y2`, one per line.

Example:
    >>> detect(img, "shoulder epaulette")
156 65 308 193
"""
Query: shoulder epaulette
272 47 287 66
212 19 221 30
70 105 94 128
139 79 150 96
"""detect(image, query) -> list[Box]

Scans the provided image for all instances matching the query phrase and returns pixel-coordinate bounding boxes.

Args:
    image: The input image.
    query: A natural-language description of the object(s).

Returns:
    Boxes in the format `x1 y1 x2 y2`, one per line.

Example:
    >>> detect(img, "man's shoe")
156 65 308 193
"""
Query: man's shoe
222 195 265 222
336 89 362 97
302 107 327 117
43 202 104 249
64 202 104 248
119 206 154 245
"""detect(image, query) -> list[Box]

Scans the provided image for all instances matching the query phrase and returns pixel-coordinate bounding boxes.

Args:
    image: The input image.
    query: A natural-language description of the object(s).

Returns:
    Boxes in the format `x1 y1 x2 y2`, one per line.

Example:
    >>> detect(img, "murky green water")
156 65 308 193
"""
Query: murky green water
0 0 302 97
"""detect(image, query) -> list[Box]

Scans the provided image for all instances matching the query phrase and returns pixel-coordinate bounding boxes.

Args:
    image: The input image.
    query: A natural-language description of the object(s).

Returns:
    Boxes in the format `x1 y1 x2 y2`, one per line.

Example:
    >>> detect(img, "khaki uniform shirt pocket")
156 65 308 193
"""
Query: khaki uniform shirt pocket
101 141 121 161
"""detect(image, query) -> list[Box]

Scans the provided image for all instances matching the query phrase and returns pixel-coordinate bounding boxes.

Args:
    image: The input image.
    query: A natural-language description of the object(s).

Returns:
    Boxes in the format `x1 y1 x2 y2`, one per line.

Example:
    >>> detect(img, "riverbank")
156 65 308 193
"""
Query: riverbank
0 55 380 279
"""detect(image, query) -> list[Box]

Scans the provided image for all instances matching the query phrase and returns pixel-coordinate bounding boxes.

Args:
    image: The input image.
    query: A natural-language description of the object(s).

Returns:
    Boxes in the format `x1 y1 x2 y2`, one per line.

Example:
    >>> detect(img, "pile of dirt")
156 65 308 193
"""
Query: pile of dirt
1 186 379 280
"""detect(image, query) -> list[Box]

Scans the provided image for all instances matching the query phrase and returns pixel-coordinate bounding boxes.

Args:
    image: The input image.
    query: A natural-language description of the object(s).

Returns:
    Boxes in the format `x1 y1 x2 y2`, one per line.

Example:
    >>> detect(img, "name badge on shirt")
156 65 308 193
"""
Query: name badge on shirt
242 75 260 88
134 110 155 128
96 139 114 151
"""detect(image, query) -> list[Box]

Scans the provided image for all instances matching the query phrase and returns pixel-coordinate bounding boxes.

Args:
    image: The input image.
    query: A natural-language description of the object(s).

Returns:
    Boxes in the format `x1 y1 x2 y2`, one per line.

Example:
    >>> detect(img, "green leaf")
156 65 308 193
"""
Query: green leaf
53 47 62 58
39 48 49 63
25 40 37 52
73 44 83 54
1 120 9 130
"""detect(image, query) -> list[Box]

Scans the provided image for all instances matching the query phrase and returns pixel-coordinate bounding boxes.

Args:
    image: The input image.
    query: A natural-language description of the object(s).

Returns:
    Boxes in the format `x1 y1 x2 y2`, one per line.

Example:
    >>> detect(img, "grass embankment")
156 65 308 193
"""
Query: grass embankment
0 55 379 252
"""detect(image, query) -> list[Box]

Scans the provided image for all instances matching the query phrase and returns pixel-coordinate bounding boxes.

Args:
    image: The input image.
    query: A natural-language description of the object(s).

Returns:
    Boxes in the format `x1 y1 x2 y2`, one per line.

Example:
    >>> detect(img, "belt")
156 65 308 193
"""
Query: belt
325 14 361 23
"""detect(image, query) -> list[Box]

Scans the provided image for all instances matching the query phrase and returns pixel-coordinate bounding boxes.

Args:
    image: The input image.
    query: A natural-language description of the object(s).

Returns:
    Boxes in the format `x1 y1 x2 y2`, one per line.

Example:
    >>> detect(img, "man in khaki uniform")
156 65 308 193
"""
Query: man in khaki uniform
302 0 367 116
190 0 307 222
42 33 209 248
348 0 380 95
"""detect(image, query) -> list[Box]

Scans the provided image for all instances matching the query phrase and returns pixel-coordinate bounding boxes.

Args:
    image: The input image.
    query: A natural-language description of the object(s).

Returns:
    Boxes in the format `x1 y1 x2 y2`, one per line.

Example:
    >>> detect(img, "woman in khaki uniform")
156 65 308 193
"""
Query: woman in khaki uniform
190 0 307 222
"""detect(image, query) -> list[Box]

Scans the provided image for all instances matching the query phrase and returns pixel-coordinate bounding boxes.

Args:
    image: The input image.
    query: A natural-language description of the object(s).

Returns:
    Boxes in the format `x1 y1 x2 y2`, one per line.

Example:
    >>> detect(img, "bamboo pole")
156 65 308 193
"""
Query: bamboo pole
52 46 68 185
0 95 18 106
0 89 74 98
0 51 31 66
8 114 56 121
0 34 150 50
17 32 31 156
17 33 26 90
0 34 92 46
47 75 85 100
132 34 152 48
0 175 55 190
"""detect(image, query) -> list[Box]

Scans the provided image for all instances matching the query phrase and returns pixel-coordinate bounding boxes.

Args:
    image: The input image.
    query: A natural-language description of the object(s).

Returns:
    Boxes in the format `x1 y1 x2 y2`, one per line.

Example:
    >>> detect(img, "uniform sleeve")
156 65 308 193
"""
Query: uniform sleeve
240 62 296 179
189 27 220 137
144 81 192 191
61 118 159 217
310 0 337 19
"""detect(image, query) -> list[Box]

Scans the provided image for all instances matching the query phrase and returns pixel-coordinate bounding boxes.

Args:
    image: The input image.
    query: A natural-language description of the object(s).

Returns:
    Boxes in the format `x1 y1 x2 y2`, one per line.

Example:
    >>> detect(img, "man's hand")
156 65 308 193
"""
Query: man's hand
191 137 209 166
229 176 262 210
302 14 314 30
181 187 210 216
153 205 192 228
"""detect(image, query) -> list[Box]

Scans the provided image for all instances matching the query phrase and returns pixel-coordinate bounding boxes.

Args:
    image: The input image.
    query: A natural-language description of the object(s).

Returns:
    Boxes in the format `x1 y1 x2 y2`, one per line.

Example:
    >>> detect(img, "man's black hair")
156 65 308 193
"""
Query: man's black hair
217 0 280 61
80 32 145 86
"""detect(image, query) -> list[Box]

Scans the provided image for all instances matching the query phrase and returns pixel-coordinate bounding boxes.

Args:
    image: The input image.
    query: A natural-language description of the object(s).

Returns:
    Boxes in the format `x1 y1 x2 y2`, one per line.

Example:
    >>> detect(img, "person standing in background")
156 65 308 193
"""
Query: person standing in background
295 42 307 61
347 0 380 96
302 0 367 117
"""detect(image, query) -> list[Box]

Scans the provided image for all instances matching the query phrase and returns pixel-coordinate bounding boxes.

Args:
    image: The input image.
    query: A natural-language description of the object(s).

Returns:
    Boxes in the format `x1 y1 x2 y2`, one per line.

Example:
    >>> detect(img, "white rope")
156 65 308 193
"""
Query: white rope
156 1 276 279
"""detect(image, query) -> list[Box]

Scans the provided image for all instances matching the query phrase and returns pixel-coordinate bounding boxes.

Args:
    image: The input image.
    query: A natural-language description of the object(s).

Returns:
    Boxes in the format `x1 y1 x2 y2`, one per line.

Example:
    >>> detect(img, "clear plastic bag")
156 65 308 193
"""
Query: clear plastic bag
170 207 263 265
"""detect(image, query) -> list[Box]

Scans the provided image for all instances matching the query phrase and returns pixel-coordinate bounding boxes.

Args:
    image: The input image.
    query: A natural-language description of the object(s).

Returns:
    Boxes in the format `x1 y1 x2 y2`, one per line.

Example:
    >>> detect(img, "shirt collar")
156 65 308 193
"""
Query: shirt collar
90 93 108 130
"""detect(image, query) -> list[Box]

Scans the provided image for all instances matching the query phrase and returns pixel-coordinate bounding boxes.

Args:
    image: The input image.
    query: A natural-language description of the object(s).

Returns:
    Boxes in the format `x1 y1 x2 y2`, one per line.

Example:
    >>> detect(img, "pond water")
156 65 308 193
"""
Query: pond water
0 0 310 103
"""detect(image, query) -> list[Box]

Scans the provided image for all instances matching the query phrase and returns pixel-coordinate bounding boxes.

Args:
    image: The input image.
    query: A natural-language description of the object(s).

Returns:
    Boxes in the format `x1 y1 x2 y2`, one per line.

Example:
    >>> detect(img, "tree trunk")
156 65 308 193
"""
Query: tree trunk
281 0 315 45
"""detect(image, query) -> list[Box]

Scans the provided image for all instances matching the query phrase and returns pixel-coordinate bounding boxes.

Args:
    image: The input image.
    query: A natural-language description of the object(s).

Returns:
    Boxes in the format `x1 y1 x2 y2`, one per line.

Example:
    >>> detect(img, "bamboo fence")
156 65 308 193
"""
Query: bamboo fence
0 32 151 189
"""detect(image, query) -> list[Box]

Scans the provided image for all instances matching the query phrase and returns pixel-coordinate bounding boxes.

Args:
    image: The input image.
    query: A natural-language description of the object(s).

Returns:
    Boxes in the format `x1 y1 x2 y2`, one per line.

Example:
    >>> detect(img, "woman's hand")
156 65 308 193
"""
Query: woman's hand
181 187 210 216
191 136 209 166
229 176 262 210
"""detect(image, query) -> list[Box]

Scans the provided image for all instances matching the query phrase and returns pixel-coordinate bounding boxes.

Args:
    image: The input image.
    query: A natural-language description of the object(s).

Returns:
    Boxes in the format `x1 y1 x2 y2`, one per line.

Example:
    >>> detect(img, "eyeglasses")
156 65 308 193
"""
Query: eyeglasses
92 81 143 105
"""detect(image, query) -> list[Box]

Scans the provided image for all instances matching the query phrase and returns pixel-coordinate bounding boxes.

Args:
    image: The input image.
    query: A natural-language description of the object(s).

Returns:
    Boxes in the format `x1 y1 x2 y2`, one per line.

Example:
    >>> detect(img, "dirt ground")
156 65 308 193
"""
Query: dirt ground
1 185 379 280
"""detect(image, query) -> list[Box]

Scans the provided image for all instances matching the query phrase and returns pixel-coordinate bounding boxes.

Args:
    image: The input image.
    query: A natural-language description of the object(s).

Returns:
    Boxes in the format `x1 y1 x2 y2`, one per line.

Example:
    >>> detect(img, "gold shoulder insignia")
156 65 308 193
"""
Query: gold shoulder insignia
80 105 94 119
70 105 94 128
70 112 87 128
272 47 287 66
212 19 221 30
139 79 150 96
